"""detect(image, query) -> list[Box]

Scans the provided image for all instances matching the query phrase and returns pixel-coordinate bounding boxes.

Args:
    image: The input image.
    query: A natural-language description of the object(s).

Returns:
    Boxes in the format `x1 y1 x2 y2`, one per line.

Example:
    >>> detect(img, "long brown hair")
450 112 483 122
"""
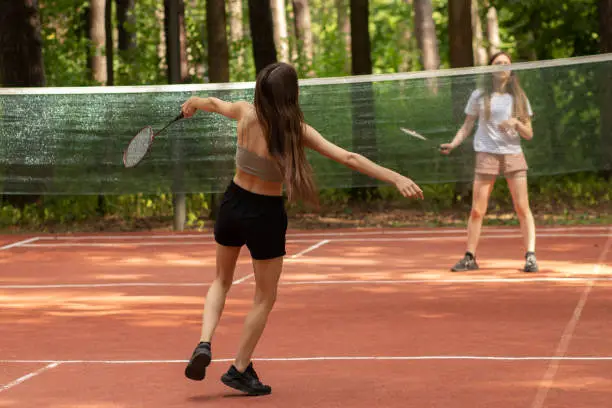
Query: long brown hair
482 51 531 123
254 62 318 206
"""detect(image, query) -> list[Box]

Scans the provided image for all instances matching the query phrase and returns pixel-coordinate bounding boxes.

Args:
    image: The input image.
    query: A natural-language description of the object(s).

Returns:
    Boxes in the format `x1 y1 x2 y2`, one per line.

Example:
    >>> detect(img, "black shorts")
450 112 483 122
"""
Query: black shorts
214 180 288 260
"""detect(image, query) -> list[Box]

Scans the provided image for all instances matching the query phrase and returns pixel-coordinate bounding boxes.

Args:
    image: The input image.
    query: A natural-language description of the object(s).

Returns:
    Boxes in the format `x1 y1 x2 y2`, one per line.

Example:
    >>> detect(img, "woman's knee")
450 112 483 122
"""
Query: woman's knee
254 288 277 310
470 178 494 221
514 201 532 219
251 257 283 310
470 206 487 220
216 275 234 292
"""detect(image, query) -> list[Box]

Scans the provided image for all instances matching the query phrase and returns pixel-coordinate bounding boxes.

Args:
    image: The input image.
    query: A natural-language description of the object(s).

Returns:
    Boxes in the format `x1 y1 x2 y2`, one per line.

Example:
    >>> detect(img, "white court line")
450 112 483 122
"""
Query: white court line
19 233 611 248
0 237 40 251
21 239 321 247
0 282 209 289
290 226 610 236
231 240 331 285
232 273 254 285
29 225 610 241
0 362 59 393
3 276 611 290
279 277 612 285
0 241 332 288
288 239 331 259
531 227 612 408
20 241 258 247
2 356 612 365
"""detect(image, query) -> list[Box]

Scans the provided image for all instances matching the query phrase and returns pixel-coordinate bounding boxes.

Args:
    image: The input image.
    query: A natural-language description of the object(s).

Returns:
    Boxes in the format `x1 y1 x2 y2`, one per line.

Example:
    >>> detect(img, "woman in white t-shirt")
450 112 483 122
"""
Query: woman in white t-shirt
440 51 538 273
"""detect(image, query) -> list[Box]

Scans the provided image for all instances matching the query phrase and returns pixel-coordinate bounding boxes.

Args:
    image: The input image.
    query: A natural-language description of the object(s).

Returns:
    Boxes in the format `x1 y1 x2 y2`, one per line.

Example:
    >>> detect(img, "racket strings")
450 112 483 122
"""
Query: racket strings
124 127 153 168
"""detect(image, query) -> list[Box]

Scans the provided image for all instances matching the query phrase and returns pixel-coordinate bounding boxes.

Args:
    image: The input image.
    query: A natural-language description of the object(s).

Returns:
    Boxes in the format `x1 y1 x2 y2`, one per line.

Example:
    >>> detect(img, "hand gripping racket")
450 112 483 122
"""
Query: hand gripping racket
123 112 184 168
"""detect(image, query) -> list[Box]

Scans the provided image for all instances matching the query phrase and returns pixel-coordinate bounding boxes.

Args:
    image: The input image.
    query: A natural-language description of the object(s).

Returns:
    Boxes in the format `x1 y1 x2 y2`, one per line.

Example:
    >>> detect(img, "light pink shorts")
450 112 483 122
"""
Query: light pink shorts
474 152 528 179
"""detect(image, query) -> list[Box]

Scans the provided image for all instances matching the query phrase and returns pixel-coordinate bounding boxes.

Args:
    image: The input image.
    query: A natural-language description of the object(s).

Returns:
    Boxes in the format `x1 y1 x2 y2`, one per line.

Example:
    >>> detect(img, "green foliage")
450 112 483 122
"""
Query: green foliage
4 0 607 231
115 0 167 85
39 0 94 86
36 0 604 85
369 0 414 73
305 0 351 77
490 0 600 60
1 172 609 230
432 0 450 69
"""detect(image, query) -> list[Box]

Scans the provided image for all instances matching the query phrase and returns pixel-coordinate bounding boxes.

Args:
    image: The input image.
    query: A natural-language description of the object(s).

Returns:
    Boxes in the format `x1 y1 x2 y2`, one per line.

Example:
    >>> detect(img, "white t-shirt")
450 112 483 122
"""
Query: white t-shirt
464 89 533 154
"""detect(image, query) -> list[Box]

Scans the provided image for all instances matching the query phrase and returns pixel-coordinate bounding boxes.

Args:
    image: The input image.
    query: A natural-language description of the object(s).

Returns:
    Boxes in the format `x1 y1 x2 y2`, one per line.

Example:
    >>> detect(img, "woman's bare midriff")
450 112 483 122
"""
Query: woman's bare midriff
233 170 283 197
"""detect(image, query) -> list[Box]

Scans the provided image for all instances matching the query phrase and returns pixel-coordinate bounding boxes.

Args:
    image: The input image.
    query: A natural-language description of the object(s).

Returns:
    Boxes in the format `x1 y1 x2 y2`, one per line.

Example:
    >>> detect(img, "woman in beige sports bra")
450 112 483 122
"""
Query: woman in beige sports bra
180 62 423 396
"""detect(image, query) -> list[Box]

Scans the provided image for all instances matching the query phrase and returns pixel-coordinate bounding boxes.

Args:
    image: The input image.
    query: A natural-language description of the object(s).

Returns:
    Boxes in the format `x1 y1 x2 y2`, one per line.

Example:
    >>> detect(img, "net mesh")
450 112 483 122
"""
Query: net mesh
1 54 611 195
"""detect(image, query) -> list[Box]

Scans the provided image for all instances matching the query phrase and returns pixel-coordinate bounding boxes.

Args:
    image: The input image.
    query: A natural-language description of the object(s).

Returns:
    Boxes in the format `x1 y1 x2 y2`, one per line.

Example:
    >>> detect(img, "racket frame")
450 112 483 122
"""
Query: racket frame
399 127 442 151
123 112 184 168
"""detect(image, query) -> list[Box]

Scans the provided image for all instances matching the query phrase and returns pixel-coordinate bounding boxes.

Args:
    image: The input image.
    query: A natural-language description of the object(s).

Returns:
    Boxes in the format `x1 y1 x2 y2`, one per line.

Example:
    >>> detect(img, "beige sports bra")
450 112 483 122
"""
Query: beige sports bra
235 145 283 183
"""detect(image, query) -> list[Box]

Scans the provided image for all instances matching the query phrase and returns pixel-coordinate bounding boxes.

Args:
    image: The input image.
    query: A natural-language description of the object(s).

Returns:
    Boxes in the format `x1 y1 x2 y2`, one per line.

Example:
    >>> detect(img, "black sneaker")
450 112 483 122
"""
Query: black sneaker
185 342 211 381
221 362 271 396
524 253 539 273
451 253 479 272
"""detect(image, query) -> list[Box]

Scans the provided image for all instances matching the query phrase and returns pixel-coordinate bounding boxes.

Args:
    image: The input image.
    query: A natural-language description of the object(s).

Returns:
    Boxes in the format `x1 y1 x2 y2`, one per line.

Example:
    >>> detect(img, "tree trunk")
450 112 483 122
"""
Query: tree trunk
336 0 351 73
293 0 314 74
116 0 136 84
349 0 378 201
601 0 612 52
0 0 45 87
448 0 474 204
448 0 474 119
449 0 473 69
248 0 278 74
228 0 244 68
157 3 166 75
105 0 114 86
89 0 107 84
165 0 180 83
398 0 413 72
97 0 113 216
486 6 500 57
0 0 47 207
206 0 231 219
179 0 189 82
83 1 109 214
350 0 372 75
165 0 186 230
599 0 612 177
207 0 230 82
471 0 487 65
117 0 136 51
399 21 413 72
164 0 188 83
520 31 538 61
413 0 439 92
413 0 439 71
271 0 290 62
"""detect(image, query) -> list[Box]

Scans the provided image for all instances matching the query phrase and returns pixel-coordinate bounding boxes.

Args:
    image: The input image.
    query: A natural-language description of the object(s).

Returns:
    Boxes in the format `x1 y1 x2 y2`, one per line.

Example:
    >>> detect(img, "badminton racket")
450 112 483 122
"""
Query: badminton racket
123 112 184 168
400 127 442 151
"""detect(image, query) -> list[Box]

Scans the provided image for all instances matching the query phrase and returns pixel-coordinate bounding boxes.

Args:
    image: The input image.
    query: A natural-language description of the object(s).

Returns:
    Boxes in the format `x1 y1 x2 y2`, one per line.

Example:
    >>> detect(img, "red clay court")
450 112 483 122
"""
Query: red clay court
1 224 611 407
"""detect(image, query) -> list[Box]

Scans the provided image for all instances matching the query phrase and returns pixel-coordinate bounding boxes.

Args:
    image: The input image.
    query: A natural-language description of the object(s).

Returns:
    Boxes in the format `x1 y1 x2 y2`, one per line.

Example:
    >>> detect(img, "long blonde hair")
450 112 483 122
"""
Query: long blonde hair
482 51 531 123
254 62 319 206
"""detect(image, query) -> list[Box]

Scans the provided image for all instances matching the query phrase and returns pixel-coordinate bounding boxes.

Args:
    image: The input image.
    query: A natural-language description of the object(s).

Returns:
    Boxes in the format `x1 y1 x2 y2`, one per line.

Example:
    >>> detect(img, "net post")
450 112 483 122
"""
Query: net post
171 137 186 231
173 192 186 231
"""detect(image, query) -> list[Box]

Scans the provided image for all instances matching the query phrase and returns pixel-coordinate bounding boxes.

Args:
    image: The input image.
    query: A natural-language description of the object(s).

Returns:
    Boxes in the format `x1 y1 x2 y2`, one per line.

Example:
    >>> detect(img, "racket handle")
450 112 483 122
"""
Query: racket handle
155 111 185 136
